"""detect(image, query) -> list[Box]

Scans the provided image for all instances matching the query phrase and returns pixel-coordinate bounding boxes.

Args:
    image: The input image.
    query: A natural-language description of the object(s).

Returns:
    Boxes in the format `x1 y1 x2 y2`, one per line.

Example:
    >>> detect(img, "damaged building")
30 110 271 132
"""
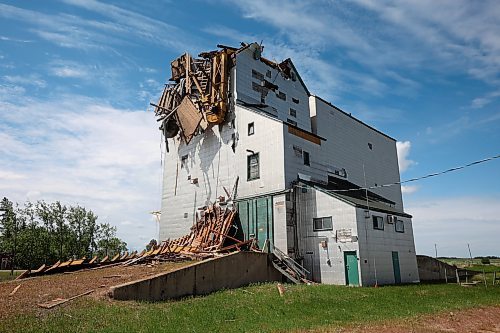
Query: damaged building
153 43 419 286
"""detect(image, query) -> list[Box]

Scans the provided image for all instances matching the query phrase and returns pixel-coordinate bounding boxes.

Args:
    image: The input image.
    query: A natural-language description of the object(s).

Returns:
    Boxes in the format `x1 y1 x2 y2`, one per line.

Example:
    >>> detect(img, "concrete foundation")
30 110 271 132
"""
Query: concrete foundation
110 251 282 301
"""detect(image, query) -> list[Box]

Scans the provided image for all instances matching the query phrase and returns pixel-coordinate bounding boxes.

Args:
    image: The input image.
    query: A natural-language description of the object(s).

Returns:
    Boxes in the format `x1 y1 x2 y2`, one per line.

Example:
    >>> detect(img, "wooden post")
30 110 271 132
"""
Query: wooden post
465 270 468 283
456 269 460 284
444 267 448 284
494 271 497 286
483 269 487 288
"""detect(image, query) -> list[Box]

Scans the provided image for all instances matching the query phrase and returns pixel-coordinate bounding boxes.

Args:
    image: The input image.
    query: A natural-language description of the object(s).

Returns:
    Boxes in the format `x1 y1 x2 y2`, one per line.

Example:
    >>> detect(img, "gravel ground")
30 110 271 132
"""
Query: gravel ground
0 261 192 319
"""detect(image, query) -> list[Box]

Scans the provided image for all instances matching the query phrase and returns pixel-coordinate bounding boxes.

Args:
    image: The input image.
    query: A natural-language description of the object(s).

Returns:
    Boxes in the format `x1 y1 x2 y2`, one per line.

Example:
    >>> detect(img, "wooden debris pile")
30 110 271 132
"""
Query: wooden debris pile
126 203 254 266
153 46 232 148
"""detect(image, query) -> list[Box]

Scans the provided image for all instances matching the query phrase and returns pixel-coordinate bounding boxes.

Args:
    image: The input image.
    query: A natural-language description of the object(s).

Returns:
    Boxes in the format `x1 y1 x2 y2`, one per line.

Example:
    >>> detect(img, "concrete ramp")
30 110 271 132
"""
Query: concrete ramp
110 251 282 301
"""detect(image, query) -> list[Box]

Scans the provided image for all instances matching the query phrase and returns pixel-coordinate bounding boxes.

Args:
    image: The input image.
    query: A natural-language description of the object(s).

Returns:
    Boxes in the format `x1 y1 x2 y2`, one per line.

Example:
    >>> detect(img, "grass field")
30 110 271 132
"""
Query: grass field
0 270 22 282
1 283 499 333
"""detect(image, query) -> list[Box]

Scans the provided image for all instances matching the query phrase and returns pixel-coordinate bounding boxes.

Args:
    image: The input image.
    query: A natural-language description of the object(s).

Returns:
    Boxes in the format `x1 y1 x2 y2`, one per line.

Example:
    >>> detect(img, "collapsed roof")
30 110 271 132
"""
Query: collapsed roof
153 43 301 148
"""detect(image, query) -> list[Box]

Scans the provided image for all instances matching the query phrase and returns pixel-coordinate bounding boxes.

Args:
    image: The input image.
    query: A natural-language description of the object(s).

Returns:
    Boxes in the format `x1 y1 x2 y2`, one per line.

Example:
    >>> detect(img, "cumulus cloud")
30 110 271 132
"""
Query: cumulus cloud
396 141 415 173
0 94 162 250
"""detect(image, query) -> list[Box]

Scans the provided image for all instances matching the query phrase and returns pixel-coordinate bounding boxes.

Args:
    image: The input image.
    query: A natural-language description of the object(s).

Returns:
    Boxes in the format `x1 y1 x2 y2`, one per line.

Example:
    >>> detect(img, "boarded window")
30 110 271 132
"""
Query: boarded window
373 216 384 230
289 108 297 117
395 220 405 233
247 153 260 181
252 69 264 81
276 91 286 100
292 97 299 104
303 151 310 166
248 122 255 136
313 217 333 231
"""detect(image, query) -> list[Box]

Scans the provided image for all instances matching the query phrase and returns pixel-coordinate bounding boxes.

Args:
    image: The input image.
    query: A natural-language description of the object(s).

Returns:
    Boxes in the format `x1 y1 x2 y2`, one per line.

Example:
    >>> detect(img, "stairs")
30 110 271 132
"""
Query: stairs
270 246 309 284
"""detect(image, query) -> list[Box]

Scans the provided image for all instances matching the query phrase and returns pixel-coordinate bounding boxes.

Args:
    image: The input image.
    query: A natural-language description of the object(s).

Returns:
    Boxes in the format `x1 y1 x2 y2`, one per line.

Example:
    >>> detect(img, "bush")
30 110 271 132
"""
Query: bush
481 257 491 265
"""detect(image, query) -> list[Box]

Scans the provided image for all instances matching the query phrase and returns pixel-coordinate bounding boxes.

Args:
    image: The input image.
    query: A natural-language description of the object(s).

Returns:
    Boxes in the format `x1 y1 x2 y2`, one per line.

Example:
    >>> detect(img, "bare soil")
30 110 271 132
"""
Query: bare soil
315 306 500 333
0 261 192 319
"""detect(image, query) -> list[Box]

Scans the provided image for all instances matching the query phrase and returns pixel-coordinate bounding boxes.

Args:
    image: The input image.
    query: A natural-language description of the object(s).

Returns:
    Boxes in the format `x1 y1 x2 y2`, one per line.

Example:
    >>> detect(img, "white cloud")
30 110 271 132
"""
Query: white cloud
407 196 500 257
0 2 199 53
3 74 46 88
396 141 415 173
0 94 162 250
401 185 419 194
50 65 89 79
471 90 500 109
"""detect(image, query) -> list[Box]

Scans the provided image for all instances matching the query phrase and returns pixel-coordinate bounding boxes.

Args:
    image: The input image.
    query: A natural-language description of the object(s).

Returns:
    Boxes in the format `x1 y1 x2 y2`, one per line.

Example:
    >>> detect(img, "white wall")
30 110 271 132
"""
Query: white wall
309 96 404 210
159 103 287 240
356 208 419 285
235 44 311 131
296 188 359 284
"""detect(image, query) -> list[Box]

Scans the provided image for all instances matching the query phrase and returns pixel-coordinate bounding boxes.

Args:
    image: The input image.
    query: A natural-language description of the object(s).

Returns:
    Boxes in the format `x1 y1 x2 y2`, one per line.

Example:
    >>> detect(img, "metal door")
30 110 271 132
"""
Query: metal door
392 251 401 284
344 251 359 286
237 196 273 250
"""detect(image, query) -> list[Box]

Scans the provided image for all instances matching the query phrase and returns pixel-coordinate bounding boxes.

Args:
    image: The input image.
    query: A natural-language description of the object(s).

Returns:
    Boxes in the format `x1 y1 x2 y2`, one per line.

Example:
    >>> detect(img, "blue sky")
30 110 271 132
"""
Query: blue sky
1 0 499 256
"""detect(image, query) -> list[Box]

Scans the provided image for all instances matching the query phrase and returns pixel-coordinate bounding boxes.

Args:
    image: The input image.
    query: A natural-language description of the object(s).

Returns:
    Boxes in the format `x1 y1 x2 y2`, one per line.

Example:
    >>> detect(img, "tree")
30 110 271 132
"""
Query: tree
0 197 18 274
0 198 127 269
95 223 127 258
146 239 158 251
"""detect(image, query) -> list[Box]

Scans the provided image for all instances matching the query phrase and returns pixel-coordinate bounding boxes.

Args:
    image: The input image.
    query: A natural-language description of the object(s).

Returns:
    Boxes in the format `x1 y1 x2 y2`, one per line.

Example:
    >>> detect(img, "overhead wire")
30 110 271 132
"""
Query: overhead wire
296 153 500 193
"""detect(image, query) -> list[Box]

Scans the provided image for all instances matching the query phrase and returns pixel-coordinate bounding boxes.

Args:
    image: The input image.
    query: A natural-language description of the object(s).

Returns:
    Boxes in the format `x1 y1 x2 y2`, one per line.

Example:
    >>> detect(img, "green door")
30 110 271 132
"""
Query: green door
344 251 359 286
392 251 401 284
237 196 273 250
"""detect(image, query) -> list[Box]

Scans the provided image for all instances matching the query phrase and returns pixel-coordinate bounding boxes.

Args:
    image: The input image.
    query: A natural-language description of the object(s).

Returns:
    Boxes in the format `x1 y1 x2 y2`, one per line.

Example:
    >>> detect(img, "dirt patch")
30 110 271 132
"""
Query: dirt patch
0 261 193 319
316 306 500 332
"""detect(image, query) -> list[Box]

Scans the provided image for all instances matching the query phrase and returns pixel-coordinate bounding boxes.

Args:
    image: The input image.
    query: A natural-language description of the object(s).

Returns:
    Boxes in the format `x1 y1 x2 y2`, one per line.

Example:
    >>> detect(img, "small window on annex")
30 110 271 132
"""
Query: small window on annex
247 153 260 181
395 220 405 233
248 122 255 136
372 215 384 230
303 151 310 166
313 216 333 231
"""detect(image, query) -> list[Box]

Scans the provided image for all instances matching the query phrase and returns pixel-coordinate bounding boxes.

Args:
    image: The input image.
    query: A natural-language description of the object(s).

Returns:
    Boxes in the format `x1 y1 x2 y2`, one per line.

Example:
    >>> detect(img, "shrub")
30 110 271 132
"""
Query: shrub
481 257 491 265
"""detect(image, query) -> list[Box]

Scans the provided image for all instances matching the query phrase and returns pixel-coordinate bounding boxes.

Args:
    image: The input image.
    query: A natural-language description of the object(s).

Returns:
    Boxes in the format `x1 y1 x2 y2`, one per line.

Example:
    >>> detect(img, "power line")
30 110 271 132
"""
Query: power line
298 153 500 193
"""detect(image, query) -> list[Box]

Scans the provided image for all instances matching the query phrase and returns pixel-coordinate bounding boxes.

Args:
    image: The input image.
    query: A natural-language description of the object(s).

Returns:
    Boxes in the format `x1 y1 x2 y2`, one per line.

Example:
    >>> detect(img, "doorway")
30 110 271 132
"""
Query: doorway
344 251 359 286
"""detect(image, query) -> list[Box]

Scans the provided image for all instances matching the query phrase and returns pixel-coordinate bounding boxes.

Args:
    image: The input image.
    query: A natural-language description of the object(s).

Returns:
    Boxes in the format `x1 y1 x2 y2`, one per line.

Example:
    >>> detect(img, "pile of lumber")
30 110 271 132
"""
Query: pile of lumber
125 203 254 265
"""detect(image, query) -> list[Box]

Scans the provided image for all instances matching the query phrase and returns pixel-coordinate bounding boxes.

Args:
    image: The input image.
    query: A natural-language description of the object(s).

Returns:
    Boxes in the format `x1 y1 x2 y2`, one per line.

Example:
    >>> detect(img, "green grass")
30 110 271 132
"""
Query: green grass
0 270 22 282
2 283 500 333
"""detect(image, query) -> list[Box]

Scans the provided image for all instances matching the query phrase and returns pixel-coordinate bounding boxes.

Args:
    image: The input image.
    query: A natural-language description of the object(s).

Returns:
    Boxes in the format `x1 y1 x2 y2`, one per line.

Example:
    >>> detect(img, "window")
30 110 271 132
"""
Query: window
266 70 272 78
248 122 254 136
303 151 310 166
181 155 188 168
368 143 373 150
251 69 264 80
313 217 333 231
372 216 384 230
292 97 299 104
395 220 405 233
287 118 297 126
247 153 260 181
289 108 297 117
276 91 286 100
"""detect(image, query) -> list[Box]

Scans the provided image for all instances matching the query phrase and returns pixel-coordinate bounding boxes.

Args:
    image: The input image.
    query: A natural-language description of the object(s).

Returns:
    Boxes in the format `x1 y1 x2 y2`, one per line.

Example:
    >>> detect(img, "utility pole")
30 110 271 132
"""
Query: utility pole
467 243 473 266
434 243 438 259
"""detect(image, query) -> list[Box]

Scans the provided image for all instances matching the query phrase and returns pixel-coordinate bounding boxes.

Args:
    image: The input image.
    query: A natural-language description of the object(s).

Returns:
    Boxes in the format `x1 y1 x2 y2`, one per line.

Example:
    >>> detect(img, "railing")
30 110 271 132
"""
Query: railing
272 245 309 281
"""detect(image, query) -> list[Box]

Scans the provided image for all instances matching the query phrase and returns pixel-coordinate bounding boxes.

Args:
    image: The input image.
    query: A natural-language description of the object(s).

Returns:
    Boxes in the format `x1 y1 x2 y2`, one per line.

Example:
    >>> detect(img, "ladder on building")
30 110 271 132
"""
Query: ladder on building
270 246 310 284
